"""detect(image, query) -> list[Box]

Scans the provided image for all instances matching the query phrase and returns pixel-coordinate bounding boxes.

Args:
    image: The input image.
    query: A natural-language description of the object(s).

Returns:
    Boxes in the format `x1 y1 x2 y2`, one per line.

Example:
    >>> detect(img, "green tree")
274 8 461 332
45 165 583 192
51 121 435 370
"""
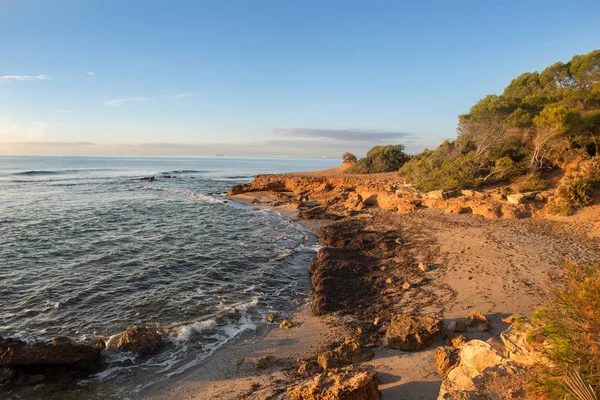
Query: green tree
531 104 578 169
347 145 410 174
342 152 358 164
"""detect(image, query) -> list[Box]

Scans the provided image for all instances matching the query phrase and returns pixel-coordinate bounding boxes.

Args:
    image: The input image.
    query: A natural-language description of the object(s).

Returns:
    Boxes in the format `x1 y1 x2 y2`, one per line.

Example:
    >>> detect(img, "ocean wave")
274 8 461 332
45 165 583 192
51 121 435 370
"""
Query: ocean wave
141 187 224 204
11 169 110 176
159 170 206 175
12 170 63 176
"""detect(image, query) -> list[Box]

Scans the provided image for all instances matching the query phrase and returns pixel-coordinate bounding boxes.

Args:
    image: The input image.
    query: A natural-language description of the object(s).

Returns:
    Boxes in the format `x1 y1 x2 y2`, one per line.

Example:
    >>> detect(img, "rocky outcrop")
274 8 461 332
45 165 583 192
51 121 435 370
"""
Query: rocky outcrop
116 325 165 356
287 366 381 400
0 336 104 369
386 314 444 351
436 323 542 399
228 173 546 221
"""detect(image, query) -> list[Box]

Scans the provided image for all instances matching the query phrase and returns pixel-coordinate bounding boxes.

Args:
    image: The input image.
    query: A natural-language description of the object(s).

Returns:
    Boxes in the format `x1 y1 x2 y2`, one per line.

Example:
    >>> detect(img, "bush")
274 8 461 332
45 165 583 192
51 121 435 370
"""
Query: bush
547 200 574 216
530 261 600 398
582 156 600 188
347 145 410 174
517 174 548 192
342 152 357 164
557 175 593 207
400 149 485 191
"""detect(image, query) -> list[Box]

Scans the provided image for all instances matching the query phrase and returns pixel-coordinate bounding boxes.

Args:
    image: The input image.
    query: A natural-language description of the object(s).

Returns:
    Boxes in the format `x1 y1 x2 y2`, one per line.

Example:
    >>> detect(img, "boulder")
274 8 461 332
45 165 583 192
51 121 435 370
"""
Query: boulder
0 336 103 369
117 325 165 356
317 337 374 370
435 346 459 378
470 202 502 219
386 314 444 351
506 194 525 205
344 192 365 211
448 319 468 333
466 311 488 327
287 366 381 400
280 319 294 329
254 355 277 369
499 324 539 366
426 190 448 200
458 340 503 373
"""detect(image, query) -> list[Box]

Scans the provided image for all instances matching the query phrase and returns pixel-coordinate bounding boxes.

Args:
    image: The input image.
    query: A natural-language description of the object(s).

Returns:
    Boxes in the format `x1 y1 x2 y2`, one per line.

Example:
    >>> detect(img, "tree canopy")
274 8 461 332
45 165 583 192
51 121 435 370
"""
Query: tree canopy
400 49 600 191
346 145 410 174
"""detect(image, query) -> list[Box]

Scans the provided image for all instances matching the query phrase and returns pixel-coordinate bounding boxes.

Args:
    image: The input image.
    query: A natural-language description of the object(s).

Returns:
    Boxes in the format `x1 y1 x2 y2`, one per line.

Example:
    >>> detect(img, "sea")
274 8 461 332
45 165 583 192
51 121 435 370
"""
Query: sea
0 155 339 399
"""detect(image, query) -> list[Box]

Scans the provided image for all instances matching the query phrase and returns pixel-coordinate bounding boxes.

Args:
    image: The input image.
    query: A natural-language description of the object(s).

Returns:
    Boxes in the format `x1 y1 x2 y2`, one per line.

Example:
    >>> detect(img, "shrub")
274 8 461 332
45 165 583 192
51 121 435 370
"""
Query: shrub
342 152 357 164
582 156 600 188
547 200 574 216
400 149 486 191
518 174 548 192
530 261 600 398
347 145 410 174
557 175 593 207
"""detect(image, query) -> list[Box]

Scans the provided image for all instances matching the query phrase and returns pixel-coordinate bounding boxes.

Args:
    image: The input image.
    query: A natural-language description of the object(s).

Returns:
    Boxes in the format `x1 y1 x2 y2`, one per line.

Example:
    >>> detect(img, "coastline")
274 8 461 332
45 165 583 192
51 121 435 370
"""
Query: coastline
145 169 599 399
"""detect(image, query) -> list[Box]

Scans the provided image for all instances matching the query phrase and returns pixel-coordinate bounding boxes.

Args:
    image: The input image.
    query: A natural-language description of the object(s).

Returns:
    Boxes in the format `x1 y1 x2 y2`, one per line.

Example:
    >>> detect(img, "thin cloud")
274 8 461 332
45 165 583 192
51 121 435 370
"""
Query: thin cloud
0 75 50 82
276 128 414 142
175 92 195 98
86 72 94 76
104 97 147 106
55 110 73 113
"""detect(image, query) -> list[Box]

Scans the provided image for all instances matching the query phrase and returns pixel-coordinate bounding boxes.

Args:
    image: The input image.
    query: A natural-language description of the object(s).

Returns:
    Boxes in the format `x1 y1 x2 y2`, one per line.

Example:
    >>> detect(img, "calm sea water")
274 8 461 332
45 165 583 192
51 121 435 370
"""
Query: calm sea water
0 155 338 399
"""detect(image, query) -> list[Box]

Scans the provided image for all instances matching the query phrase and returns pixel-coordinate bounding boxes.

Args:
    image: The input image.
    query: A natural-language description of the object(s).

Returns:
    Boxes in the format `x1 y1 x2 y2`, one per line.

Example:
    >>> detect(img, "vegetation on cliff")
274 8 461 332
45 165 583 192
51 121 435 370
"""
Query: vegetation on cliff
399 49 600 193
346 144 410 174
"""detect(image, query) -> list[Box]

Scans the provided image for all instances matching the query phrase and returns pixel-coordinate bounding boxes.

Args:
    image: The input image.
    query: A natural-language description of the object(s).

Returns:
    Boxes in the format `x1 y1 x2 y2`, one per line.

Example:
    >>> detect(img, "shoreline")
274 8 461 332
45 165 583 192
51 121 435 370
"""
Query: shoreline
146 170 600 399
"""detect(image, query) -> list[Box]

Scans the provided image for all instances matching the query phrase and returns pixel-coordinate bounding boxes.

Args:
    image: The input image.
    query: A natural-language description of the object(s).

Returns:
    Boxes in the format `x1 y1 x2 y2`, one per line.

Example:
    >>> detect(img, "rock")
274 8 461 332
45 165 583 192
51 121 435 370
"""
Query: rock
297 361 321 376
117 325 165 356
266 313 277 323
506 193 525 205
435 346 459 378
385 277 393 284
444 200 473 215
373 317 382 326
254 355 276 370
280 319 294 329
477 322 491 332
470 202 502 219
402 282 411 290
386 314 443 351
466 311 488 327
418 262 428 272
448 319 467 333
438 337 531 400
501 314 518 324
25 374 45 384
317 337 374 370
344 192 365 211
426 190 448 200
459 340 503 373
0 336 103 369
287 366 381 400
499 323 539 366
522 191 538 199
446 335 469 348
0 366 15 384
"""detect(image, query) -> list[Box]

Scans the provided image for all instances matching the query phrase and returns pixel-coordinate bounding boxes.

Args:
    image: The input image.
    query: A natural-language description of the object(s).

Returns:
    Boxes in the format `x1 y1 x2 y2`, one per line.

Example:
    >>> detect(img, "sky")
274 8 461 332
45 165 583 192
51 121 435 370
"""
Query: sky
0 0 599 157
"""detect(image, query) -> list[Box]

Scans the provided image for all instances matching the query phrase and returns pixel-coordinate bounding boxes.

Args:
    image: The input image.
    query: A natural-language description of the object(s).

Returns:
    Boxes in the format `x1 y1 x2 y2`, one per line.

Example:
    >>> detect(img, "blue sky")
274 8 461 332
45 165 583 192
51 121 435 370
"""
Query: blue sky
0 0 599 157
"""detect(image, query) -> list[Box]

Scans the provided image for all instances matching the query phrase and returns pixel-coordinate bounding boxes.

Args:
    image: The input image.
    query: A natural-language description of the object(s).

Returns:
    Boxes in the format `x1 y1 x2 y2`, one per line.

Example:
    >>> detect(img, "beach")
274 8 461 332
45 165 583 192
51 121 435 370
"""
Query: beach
143 166 600 399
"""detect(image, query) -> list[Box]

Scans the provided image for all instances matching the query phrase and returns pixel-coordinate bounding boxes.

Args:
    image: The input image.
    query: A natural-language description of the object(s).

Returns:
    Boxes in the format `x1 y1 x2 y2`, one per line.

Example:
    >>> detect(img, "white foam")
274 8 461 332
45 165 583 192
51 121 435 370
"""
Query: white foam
141 187 224 204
